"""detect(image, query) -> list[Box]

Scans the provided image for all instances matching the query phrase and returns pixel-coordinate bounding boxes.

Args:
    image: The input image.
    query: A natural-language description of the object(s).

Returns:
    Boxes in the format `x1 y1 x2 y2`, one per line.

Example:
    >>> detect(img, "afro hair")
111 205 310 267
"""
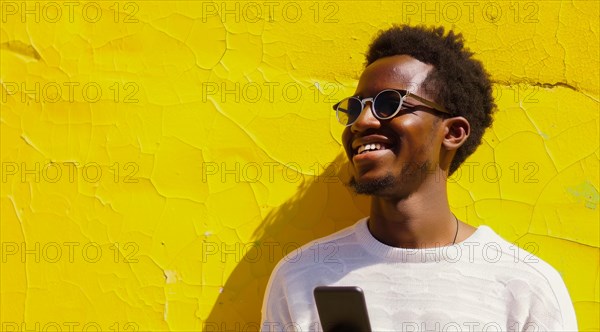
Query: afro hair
365 25 496 175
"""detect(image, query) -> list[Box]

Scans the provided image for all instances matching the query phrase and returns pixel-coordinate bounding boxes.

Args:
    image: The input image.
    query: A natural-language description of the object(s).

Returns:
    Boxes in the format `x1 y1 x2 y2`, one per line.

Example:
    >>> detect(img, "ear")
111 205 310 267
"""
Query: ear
442 116 470 151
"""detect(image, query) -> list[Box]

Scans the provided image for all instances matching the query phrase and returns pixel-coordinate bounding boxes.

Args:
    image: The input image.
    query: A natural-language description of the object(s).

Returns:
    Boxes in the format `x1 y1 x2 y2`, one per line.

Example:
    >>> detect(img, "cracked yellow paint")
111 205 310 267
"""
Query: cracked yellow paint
1 1 598 331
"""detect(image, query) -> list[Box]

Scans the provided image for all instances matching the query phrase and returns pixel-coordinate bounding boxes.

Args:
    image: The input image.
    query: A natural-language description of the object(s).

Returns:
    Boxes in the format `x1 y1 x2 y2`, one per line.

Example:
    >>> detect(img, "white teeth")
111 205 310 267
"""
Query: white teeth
357 143 387 155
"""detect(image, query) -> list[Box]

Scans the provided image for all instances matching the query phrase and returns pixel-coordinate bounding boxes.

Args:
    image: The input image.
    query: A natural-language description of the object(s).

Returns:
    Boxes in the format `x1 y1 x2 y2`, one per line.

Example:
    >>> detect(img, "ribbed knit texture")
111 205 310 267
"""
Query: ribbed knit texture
261 218 577 331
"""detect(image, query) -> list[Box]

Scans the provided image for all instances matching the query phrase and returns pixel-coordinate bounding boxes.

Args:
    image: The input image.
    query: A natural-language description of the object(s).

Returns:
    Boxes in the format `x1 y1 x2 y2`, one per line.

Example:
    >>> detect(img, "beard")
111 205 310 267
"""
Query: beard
349 172 396 195
348 161 431 197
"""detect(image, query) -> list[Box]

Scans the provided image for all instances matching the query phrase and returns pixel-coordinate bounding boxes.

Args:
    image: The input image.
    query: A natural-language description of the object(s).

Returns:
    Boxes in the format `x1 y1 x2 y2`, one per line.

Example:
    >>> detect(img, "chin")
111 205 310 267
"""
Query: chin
348 173 396 196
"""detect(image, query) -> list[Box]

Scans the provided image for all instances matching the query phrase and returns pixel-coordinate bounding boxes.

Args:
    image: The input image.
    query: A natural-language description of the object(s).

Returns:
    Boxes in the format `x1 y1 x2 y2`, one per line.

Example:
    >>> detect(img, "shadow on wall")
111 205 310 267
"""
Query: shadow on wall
204 154 370 331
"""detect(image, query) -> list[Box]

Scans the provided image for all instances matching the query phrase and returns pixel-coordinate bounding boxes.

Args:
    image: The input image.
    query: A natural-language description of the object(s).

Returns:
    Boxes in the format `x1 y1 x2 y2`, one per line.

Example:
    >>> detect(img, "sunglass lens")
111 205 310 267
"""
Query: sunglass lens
374 91 402 118
337 98 362 125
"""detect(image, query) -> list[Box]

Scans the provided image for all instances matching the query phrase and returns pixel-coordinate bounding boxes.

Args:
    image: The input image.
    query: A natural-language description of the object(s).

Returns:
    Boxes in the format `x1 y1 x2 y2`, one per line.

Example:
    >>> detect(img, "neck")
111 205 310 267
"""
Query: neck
368 180 458 249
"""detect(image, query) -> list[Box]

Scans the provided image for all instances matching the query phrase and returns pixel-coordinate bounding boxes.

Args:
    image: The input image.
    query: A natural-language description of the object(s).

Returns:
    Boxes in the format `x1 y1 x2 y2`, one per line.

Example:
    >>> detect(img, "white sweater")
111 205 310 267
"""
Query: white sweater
261 218 577 331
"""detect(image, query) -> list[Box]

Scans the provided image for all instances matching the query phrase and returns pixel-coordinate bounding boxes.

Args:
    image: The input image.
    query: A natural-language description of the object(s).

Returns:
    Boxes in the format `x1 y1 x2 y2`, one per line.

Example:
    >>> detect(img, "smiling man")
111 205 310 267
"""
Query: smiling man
261 25 577 332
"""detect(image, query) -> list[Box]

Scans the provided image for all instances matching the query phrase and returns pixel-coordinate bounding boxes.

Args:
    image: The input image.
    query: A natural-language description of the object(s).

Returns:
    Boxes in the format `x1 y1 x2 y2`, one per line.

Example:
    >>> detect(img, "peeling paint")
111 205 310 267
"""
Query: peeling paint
1 40 41 60
568 181 600 210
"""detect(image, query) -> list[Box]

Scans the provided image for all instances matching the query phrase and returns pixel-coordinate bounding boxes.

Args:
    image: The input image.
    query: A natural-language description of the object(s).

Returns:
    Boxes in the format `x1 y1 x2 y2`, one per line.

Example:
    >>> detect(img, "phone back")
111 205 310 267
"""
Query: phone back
313 286 372 332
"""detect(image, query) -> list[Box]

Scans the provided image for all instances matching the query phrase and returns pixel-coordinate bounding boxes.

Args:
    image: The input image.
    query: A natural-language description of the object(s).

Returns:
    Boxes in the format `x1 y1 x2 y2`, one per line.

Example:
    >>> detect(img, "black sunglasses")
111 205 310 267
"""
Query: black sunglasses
332 89 450 126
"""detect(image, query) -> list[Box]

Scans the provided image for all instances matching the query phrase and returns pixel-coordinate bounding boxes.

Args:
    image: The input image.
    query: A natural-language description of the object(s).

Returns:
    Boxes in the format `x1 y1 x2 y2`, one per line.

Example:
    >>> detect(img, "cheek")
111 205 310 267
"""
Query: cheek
393 117 428 141
342 128 353 154
394 118 435 155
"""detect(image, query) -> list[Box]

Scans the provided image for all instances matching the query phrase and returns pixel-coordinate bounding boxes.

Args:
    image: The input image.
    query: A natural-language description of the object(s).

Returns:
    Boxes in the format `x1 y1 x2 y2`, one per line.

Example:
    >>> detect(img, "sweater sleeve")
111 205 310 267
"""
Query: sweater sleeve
522 268 578 331
260 265 293 332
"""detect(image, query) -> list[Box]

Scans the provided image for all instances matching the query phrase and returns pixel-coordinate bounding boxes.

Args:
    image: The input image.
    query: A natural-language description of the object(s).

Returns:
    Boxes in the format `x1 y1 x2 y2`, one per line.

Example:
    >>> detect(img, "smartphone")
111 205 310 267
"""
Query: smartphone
313 286 372 332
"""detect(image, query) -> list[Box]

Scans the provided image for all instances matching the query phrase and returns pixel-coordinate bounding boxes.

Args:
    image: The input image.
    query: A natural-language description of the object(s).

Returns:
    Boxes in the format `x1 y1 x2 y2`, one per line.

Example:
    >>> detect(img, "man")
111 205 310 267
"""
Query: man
261 25 577 331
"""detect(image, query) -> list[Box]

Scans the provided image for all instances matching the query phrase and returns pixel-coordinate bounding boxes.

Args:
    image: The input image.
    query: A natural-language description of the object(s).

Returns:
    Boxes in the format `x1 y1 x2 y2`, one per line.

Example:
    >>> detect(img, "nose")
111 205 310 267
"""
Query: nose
350 100 380 133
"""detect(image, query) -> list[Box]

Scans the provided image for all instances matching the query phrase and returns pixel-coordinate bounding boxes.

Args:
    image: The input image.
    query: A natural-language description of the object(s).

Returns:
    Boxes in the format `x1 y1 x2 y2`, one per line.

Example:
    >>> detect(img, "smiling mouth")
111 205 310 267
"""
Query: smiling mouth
356 143 390 155
352 141 399 160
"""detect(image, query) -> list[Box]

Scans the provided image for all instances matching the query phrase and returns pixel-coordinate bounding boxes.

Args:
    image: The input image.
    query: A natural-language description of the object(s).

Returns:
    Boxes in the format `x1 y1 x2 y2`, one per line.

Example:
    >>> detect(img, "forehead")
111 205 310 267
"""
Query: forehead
356 55 434 97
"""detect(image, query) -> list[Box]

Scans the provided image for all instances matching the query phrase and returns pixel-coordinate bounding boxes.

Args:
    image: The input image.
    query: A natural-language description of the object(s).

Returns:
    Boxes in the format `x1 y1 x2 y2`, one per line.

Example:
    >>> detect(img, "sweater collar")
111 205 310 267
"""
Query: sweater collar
353 217 492 263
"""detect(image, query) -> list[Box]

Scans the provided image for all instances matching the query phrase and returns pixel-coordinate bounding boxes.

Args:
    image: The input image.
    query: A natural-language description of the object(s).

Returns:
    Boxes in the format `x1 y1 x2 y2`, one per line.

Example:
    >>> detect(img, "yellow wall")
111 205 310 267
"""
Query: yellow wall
1 1 598 331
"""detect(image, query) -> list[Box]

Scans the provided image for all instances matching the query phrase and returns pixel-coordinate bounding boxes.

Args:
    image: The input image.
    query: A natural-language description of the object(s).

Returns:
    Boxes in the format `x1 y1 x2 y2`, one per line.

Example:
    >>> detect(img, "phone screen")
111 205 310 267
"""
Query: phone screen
313 286 372 332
